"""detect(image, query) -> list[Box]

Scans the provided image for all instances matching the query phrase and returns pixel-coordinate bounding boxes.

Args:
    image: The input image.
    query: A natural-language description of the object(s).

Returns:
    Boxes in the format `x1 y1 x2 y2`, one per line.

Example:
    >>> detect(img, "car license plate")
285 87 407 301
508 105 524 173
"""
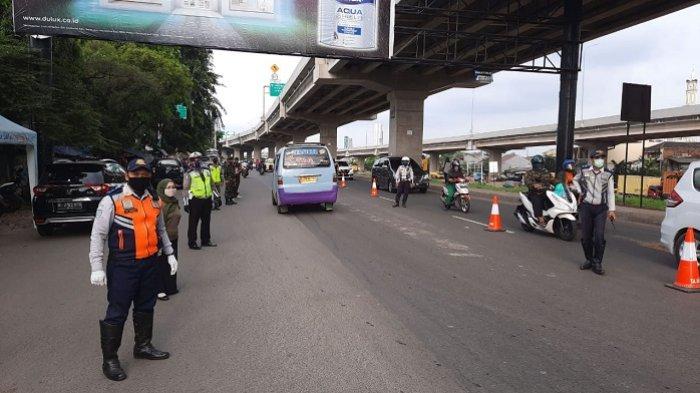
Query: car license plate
299 176 317 184
56 202 82 211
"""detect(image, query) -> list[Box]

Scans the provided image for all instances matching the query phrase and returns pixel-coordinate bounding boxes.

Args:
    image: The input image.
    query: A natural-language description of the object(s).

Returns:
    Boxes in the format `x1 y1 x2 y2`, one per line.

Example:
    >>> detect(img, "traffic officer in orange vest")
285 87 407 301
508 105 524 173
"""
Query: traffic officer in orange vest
89 158 178 381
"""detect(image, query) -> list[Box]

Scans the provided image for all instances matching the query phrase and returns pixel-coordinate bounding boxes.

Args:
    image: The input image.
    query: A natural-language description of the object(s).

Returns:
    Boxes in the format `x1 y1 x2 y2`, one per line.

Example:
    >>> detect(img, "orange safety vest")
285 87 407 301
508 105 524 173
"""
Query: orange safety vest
108 190 162 261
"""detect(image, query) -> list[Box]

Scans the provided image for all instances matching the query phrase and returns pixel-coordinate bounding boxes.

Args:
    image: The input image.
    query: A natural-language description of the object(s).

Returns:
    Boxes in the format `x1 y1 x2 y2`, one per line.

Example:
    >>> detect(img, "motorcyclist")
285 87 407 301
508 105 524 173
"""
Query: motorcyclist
523 155 554 225
554 159 577 199
444 159 464 204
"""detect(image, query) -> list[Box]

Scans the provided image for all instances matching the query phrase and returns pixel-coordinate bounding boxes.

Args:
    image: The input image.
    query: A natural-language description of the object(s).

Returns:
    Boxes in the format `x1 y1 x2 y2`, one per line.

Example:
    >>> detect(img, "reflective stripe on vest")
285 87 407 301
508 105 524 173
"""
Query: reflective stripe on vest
189 171 210 198
211 165 222 183
108 192 161 261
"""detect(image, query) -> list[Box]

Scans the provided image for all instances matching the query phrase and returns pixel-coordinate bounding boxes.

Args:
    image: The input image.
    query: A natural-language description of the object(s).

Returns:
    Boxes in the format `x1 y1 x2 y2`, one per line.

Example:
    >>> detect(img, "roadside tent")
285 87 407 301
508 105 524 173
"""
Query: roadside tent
0 115 38 198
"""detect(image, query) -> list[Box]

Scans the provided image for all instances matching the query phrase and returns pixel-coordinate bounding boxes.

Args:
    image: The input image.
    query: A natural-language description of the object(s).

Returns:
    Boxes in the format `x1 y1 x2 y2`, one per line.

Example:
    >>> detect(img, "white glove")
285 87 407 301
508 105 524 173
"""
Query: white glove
167 255 178 275
91 270 106 286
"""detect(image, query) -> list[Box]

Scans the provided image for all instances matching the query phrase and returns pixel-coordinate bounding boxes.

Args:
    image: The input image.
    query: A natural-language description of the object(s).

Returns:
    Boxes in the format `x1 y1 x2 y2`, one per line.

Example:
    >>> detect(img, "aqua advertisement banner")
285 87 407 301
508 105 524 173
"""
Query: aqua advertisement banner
12 0 392 59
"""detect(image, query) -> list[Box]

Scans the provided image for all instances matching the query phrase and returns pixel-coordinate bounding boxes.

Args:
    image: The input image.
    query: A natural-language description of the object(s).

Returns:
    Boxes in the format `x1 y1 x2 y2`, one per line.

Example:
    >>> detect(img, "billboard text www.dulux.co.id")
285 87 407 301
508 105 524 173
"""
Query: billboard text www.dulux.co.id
12 0 392 60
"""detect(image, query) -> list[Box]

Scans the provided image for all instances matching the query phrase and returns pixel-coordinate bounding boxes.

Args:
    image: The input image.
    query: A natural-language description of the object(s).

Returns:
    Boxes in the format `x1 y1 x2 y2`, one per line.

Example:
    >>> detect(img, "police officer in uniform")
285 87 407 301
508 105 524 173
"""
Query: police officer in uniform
210 157 223 210
183 152 217 250
393 156 414 208
89 158 178 381
574 150 616 275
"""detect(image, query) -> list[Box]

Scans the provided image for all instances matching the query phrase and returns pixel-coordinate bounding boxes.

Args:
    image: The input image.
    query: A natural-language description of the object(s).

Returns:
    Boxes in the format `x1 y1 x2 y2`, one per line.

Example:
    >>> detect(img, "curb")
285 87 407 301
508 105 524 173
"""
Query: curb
354 172 664 226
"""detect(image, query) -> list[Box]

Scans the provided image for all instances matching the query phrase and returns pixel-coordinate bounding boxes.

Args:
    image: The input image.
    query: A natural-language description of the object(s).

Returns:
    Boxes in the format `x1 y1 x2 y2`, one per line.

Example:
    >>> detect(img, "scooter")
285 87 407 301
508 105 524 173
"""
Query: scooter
514 189 578 241
440 178 470 213
0 181 22 216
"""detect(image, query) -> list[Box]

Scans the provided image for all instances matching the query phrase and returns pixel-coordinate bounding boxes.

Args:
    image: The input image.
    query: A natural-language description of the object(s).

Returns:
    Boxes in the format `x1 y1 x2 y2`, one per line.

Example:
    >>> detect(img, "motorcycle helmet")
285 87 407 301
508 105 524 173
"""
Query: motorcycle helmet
562 159 575 172
451 159 461 170
531 155 545 171
401 156 410 166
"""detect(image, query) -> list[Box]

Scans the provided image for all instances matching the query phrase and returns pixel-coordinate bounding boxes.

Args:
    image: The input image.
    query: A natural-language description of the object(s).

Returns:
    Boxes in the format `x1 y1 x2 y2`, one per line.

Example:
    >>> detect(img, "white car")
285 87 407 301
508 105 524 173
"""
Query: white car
336 160 354 180
660 160 700 264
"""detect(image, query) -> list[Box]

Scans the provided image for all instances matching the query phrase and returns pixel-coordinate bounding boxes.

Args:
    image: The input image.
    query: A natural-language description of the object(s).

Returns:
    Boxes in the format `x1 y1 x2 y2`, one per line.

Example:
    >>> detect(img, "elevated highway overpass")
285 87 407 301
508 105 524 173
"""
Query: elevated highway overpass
335 104 700 171
222 1 700 164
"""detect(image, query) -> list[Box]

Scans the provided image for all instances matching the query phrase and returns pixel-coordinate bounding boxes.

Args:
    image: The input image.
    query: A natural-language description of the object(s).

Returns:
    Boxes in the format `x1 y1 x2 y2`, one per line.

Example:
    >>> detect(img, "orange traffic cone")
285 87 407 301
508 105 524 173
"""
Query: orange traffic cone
340 174 347 189
370 178 379 198
485 195 505 232
666 228 700 293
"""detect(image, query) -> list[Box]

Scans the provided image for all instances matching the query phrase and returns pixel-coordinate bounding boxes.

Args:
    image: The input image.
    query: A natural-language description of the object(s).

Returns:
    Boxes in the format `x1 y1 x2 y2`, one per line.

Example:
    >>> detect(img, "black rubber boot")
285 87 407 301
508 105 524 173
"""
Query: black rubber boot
593 241 606 275
100 320 127 381
133 312 170 360
580 240 594 270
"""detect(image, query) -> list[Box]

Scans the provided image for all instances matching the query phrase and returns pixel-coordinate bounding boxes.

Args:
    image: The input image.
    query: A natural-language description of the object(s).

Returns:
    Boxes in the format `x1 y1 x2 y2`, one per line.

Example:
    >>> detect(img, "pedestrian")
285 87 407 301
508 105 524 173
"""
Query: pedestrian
393 156 414 208
574 150 616 275
89 158 177 381
210 157 223 210
183 152 217 250
223 156 240 205
156 179 181 300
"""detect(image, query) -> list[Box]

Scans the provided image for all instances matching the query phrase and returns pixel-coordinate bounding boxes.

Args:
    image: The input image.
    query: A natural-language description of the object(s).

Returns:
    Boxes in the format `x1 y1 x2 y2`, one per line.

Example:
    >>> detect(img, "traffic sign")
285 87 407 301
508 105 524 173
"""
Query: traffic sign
271 64 279 73
269 83 285 97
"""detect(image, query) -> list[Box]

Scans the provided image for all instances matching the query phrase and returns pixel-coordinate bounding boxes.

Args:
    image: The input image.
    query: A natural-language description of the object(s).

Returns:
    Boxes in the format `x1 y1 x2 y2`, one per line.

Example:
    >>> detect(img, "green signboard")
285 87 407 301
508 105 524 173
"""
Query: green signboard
175 104 187 120
269 83 285 97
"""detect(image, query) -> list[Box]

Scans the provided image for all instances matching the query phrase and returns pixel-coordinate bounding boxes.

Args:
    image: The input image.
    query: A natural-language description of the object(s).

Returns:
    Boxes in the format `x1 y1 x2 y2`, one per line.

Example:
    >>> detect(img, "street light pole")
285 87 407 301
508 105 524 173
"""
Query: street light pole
262 85 269 121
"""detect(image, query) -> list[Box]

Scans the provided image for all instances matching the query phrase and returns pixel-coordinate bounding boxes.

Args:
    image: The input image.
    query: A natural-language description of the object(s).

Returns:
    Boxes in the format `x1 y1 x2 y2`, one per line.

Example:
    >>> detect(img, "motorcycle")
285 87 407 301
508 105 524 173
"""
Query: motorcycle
241 164 249 178
0 181 23 216
440 177 470 213
514 189 578 241
258 164 265 175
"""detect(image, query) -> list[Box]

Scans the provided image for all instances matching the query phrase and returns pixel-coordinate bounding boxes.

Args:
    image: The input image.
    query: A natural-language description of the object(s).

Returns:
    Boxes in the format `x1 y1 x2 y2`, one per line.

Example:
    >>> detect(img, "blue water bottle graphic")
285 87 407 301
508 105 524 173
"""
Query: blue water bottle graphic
318 0 378 50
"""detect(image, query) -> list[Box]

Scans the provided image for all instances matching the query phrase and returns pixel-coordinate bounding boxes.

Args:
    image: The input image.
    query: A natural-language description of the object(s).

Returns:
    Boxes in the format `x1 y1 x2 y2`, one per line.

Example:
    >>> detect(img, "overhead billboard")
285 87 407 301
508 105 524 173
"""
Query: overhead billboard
12 0 392 59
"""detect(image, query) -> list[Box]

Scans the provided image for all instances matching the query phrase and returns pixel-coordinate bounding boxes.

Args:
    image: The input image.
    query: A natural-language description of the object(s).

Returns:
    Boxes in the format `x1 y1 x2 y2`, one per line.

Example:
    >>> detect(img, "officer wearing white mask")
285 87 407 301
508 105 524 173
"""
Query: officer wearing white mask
393 156 414 208
573 150 616 275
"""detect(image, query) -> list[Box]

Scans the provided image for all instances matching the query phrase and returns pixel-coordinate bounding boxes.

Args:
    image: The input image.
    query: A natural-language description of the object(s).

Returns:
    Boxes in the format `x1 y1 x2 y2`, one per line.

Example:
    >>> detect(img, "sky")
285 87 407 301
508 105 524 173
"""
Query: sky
213 4 700 152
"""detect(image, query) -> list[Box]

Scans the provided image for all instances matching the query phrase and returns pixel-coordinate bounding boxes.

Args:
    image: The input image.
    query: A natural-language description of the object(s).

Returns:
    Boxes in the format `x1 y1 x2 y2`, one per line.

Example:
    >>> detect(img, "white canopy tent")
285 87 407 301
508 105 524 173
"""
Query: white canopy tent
0 115 38 198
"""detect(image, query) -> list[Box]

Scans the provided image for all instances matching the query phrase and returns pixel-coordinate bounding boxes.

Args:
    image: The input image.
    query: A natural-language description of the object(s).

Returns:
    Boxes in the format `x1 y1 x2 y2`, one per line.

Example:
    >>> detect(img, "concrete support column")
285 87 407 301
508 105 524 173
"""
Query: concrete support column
292 134 307 144
319 124 338 159
275 139 289 154
266 144 275 158
428 152 440 173
232 147 241 159
253 145 262 161
388 90 428 163
483 148 505 180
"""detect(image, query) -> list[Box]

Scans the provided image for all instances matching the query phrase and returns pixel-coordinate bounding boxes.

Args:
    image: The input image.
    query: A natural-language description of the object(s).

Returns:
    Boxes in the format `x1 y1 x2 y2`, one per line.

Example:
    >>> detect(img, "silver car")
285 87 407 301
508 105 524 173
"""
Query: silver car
660 160 700 264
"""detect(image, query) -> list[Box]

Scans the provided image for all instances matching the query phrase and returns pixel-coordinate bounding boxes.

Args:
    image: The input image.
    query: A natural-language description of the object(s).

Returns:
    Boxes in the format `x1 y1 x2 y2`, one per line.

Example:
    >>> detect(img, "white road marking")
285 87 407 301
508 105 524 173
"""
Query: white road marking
451 215 514 234
379 196 394 202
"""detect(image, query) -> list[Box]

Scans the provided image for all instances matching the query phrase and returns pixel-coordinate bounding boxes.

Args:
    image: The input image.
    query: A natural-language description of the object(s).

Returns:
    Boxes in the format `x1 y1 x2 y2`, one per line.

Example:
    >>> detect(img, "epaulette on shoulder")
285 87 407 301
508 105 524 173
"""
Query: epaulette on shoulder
107 186 124 200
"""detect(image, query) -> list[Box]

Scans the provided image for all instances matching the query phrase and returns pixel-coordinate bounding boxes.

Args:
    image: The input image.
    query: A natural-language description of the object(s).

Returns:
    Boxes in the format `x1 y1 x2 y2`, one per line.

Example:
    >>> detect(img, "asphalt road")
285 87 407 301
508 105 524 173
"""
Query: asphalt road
1 173 698 392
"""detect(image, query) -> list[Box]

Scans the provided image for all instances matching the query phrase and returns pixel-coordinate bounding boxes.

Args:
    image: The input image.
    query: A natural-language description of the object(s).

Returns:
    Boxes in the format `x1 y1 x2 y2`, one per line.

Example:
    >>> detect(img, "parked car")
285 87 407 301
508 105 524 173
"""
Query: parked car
336 159 354 180
660 160 700 265
152 158 184 188
271 143 337 213
32 161 126 236
371 156 430 193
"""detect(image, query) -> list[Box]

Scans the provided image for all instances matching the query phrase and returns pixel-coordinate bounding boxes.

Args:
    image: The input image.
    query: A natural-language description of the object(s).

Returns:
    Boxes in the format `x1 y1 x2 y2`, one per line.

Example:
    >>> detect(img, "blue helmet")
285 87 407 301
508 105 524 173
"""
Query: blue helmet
562 159 575 172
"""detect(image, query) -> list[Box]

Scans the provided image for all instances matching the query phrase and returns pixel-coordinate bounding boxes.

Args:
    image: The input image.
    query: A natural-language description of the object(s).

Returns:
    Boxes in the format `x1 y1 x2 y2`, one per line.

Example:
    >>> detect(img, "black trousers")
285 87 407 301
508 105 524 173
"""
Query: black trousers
529 191 546 218
395 181 411 205
187 198 211 245
104 255 159 326
579 203 608 264
158 239 178 296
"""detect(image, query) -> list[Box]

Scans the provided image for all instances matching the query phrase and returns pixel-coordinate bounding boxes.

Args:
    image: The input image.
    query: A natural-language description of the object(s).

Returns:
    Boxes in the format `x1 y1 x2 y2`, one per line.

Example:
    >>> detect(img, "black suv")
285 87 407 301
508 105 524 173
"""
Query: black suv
371 156 430 193
32 161 125 236
152 158 184 188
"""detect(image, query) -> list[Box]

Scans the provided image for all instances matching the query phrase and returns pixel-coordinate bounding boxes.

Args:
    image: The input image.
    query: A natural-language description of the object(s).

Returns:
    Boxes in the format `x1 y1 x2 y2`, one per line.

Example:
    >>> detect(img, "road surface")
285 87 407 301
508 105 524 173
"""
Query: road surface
1 173 698 392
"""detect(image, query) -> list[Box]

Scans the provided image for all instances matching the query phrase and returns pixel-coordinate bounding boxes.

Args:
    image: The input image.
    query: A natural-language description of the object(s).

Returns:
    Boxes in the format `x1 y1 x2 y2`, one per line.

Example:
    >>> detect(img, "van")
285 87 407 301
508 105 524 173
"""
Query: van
660 160 700 264
271 144 338 214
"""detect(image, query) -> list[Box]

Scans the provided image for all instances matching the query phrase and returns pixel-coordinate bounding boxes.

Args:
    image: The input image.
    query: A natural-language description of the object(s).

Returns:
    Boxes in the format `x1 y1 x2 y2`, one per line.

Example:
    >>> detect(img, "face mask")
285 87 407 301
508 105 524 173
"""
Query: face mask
128 177 150 196
164 188 177 198
593 158 605 169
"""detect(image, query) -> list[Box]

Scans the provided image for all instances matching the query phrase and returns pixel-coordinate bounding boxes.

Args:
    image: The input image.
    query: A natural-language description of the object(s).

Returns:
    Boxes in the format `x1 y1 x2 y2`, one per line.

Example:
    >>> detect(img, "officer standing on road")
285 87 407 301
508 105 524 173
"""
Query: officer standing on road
210 157 223 210
89 158 177 381
223 156 240 205
574 150 616 275
393 156 414 208
183 152 217 250
524 155 555 225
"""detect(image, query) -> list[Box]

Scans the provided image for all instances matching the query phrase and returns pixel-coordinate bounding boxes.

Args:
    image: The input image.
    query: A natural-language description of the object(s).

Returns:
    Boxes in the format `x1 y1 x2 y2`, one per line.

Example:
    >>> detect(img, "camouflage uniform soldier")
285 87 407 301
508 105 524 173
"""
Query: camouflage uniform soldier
223 156 240 205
